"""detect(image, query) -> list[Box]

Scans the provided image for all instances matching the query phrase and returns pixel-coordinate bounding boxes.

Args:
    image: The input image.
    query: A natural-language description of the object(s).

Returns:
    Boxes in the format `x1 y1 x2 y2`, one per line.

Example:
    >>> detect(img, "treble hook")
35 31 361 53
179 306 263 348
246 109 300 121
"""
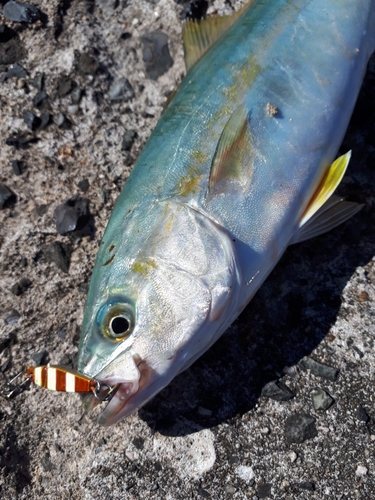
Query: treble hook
0 370 31 399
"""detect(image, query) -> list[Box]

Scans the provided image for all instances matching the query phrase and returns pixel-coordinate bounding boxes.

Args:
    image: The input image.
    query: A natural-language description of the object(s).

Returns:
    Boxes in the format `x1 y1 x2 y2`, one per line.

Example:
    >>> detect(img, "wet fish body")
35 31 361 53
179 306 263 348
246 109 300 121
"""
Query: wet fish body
78 0 375 425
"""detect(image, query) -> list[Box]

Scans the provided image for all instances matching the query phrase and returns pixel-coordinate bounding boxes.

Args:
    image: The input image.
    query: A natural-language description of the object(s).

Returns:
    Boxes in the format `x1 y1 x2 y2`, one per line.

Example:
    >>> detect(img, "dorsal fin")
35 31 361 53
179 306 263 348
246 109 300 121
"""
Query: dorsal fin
183 2 254 72
300 151 352 226
206 103 254 201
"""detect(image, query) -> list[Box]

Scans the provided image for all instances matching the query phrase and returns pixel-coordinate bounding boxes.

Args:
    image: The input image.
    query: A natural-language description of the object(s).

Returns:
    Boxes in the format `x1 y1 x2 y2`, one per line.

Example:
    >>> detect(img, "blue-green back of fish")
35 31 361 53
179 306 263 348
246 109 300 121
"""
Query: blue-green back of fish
78 0 375 425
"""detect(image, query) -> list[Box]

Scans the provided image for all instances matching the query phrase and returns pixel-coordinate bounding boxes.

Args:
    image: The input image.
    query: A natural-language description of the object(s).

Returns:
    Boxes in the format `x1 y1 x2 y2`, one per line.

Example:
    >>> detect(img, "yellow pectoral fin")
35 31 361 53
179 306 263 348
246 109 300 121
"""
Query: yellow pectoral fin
291 151 363 244
183 2 255 72
300 151 352 226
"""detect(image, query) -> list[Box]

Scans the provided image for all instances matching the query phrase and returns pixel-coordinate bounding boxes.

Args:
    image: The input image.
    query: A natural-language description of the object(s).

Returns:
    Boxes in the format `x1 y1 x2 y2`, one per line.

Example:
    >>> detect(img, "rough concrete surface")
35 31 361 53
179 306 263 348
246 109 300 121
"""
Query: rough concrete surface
0 1 374 499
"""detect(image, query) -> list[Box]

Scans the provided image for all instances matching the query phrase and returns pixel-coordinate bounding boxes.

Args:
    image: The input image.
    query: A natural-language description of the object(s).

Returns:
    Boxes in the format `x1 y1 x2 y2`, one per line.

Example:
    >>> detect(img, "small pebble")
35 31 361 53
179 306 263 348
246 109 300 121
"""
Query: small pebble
355 465 368 477
31 349 47 365
57 75 74 97
356 406 370 423
141 31 173 80
2 62 27 80
3 1 42 24
11 277 31 295
298 356 339 381
39 111 51 130
34 90 48 108
285 413 317 444
0 183 15 208
54 196 90 235
23 110 39 131
4 309 21 325
261 380 295 401
55 112 66 128
122 130 137 151
299 481 315 491
287 451 297 463
235 465 255 483
180 0 208 21
67 104 79 115
311 388 334 411
108 78 134 102
71 87 83 104
77 179 89 192
44 241 72 273
78 52 99 75
31 73 44 91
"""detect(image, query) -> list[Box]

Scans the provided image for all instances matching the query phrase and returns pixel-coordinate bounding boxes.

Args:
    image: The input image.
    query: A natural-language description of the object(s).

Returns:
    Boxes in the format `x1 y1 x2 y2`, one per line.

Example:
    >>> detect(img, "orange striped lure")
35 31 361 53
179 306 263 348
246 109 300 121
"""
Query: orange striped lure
25 365 118 402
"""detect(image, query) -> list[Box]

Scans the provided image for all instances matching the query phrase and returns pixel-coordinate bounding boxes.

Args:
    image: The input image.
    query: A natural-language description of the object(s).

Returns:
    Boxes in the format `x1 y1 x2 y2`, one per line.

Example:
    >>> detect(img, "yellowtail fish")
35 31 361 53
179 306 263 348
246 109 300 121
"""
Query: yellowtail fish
67 0 375 425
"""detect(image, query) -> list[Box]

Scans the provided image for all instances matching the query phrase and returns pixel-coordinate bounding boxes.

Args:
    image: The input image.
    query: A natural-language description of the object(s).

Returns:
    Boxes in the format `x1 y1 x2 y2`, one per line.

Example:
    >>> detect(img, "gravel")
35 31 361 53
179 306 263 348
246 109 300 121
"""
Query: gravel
0 1 374 499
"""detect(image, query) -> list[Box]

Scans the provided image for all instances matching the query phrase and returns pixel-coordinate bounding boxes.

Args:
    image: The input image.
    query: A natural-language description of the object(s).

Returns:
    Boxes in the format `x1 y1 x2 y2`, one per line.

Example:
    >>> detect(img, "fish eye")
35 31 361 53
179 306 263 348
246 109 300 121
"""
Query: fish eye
97 302 135 341
110 315 130 337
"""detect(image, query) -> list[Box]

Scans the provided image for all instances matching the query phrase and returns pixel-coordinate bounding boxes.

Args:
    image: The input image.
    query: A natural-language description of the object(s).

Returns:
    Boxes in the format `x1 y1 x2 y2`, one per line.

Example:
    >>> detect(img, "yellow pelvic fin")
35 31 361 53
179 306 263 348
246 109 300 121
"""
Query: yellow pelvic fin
183 2 254 72
206 103 253 201
300 151 352 226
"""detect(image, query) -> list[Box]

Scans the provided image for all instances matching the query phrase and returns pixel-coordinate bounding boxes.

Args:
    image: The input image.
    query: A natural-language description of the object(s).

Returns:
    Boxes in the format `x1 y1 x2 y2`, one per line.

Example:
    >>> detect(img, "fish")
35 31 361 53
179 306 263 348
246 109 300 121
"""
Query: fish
77 0 375 426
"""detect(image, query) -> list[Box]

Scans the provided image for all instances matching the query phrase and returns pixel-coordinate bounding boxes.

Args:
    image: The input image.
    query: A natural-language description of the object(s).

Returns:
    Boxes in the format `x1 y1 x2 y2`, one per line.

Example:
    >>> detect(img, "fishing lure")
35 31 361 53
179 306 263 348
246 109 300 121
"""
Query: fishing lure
25 365 117 401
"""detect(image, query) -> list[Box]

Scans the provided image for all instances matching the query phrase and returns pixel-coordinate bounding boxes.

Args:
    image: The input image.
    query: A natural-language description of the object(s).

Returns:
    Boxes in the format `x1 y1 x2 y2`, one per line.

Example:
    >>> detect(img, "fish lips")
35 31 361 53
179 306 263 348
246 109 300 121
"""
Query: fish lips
95 353 158 426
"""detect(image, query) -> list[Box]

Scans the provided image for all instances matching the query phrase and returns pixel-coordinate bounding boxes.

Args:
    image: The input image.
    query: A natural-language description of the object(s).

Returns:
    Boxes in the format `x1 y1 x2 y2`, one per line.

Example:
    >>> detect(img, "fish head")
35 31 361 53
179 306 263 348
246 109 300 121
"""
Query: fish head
78 200 239 425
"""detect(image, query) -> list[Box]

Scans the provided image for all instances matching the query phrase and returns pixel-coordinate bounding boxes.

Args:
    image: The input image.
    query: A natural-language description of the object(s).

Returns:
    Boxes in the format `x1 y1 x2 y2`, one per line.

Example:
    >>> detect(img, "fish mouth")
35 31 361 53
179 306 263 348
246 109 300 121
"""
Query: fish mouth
95 354 157 426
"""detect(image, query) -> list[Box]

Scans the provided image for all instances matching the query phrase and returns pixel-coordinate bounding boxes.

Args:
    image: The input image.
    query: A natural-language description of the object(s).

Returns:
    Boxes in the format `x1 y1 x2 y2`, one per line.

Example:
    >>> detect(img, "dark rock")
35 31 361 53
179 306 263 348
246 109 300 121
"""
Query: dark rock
44 241 72 273
38 111 51 130
108 77 134 101
299 481 315 491
54 196 90 235
0 62 27 82
3 1 42 24
71 87 83 104
0 183 15 208
141 31 173 80
34 203 49 217
78 52 99 75
23 110 39 130
33 90 48 107
356 406 370 423
56 329 66 340
120 32 132 40
285 413 317 444
180 0 208 21
197 487 210 498
10 277 32 296
5 134 36 149
261 380 295 401
0 35 25 65
298 356 339 381
31 72 44 90
77 179 89 192
311 388 334 411
57 75 74 97
257 483 272 499
31 348 47 365
11 159 22 175
122 129 137 151
4 309 20 325
132 437 145 450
